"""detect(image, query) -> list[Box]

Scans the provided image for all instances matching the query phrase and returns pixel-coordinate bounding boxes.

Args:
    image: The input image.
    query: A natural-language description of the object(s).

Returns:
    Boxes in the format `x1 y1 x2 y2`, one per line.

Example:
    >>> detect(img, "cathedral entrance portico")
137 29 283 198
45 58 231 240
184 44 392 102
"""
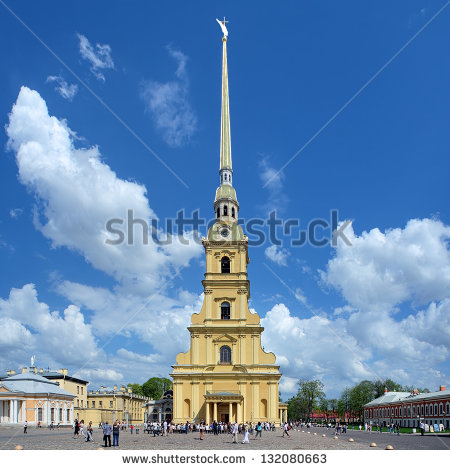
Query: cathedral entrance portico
204 392 242 423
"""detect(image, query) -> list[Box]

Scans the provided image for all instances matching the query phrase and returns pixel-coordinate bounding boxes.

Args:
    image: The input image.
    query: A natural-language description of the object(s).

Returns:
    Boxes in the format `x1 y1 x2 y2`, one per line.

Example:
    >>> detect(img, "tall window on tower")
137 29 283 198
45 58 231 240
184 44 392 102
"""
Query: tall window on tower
221 256 230 273
221 301 230 319
220 345 231 364
232 207 235 218
223 205 228 216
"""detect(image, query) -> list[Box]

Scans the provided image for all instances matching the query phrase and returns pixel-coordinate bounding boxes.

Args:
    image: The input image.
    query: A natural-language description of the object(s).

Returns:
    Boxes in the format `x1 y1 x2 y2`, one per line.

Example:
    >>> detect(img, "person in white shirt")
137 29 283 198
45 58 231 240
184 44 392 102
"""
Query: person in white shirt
242 423 249 444
232 422 239 443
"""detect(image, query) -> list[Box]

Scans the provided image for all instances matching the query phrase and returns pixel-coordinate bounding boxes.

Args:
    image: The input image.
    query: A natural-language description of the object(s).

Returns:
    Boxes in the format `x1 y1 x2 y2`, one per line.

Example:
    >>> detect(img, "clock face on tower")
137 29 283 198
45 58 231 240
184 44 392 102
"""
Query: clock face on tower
220 227 230 239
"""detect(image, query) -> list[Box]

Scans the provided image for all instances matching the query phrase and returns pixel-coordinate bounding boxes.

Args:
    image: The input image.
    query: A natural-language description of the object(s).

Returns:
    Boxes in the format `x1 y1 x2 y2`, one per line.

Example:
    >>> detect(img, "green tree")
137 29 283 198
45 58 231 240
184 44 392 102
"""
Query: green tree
318 398 330 422
127 383 143 395
294 379 325 422
373 378 403 398
142 377 172 399
349 380 375 421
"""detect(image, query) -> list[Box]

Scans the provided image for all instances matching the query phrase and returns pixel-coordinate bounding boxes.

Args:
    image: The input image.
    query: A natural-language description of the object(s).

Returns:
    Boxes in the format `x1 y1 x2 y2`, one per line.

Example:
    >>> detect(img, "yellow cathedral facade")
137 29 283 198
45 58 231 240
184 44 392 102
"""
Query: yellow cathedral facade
170 21 287 425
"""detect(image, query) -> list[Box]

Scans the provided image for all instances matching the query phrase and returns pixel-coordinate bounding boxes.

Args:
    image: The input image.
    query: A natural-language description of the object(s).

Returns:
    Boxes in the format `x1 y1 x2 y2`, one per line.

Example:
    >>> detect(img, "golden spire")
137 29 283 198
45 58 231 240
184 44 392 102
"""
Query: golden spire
218 18 232 172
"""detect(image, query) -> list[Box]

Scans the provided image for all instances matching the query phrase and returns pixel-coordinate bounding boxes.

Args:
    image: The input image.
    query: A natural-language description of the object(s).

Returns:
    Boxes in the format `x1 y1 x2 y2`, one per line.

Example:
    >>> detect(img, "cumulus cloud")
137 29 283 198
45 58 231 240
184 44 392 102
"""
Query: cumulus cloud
3 87 205 387
0 284 103 371
323 218 450 311
77 33 114 81
265 244 289 266
299 217 450 395
46 75 78 101
6 87 202 293
261 303 372 397
140 46 197 147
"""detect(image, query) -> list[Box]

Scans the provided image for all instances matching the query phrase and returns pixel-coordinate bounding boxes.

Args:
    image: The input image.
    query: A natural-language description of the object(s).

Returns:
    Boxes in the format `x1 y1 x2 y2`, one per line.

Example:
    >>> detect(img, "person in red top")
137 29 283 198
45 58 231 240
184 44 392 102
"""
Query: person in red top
130 424 134 434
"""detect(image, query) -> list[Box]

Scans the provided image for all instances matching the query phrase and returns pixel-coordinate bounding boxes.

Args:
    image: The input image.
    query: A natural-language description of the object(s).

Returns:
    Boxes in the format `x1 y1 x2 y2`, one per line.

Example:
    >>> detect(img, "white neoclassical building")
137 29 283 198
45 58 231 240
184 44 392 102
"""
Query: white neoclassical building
0 371 75 425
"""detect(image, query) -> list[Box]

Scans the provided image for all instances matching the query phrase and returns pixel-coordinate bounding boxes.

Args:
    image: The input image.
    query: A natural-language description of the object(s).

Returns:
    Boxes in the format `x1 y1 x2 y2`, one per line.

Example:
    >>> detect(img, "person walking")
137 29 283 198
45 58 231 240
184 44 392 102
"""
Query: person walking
73 419 79 439
85 421 94 442
163 420 168 437
242 423 249 444
420 421 425 436
254 422 262 440
103 421 112 447
232 422 239 444
79 420 84 437
282 422 290 438
24 420 28 434
199 421 205 440
112 420 120 447
185 421 190 435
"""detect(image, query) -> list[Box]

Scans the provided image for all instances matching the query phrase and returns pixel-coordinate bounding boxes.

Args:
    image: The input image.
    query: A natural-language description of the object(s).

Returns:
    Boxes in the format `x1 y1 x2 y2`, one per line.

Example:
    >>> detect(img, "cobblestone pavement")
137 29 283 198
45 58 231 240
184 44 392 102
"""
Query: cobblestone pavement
0 426 449 451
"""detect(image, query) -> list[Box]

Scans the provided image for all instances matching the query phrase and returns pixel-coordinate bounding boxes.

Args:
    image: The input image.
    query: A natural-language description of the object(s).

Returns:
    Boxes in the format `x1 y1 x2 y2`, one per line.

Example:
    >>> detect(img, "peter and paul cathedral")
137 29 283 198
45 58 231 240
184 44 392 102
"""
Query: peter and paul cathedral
170 20 287 425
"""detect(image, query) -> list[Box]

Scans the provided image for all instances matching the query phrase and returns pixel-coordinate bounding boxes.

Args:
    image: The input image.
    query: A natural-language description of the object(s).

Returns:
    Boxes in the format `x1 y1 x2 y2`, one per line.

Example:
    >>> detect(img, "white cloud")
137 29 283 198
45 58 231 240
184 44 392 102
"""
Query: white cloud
77 33 114 81
261 303 373 397
0 284 103 371
9 208 23 219
3 86 205 388
77 368 124 382
258 156 289 213
6 87 202 294
46 75 78 101
323 218 450 311
140 46 197 147
265 244 289 266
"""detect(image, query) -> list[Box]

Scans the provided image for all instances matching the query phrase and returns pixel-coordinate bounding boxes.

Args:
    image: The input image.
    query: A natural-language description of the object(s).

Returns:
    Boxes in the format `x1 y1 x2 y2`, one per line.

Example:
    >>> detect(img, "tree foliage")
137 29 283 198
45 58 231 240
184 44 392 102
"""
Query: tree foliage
142 377 172 399
127 383 143 395
288 379 325 421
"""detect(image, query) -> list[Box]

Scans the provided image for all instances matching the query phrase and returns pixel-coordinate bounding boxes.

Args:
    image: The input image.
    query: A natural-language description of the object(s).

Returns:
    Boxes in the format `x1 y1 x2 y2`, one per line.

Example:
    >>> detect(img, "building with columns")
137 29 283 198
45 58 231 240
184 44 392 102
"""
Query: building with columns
364 386 450 429
0 371 75 425
170 21 287 425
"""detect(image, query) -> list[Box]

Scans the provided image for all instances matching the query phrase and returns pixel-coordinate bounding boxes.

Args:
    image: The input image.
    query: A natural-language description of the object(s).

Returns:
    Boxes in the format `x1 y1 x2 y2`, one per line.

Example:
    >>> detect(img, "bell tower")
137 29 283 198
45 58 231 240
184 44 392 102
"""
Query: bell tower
170 19 285 426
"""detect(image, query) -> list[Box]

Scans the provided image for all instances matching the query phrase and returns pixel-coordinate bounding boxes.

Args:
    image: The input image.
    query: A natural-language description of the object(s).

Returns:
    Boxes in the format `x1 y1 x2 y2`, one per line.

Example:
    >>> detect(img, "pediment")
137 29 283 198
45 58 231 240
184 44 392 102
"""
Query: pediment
0 385 12 393
213 333 237 343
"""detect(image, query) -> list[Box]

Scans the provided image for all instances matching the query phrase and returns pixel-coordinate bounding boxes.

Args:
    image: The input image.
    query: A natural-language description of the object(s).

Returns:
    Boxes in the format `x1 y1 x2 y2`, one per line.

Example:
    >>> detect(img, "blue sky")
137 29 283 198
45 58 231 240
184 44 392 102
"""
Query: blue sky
0 0 449 399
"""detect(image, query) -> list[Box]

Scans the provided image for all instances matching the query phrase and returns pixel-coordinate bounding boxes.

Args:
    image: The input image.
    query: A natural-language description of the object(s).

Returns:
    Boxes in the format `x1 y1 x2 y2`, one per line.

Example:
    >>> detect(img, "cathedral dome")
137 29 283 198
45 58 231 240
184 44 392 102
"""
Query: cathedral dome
215 184 238 204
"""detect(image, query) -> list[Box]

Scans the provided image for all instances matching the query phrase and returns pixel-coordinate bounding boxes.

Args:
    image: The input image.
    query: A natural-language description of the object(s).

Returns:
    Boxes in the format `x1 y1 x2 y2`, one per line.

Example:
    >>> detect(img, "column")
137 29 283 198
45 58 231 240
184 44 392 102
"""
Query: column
251 382 259 422
251 335 259 364
191 381 199 422
238 381 247 422
191 334 198 364
206 402 210 424
205 289 213 320
237 402 242 423
213 402 218 421
205 335 212 364
229 402 233 422
239 290 246 320
12 400 17 423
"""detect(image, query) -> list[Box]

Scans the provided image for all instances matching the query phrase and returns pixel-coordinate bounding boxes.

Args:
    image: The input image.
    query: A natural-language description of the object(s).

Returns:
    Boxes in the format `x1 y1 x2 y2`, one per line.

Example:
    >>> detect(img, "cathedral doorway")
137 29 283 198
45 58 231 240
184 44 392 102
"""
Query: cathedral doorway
220 414 229 423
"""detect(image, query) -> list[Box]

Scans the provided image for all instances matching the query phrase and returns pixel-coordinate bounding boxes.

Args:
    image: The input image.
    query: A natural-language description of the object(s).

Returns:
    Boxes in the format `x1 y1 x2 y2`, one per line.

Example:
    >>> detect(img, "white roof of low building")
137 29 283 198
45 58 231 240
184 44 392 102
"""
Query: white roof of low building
365 389 450 407
365 392 411 407
0 371 75 397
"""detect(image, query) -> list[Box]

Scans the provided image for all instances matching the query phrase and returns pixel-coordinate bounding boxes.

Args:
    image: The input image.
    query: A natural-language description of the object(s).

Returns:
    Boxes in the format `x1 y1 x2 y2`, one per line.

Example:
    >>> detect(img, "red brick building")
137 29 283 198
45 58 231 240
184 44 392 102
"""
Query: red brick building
364 386 449 429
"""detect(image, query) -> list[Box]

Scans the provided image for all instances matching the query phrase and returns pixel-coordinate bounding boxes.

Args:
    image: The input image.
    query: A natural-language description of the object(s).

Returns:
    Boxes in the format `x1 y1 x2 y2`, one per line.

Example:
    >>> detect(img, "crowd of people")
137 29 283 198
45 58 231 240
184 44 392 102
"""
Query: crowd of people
69 418 294 446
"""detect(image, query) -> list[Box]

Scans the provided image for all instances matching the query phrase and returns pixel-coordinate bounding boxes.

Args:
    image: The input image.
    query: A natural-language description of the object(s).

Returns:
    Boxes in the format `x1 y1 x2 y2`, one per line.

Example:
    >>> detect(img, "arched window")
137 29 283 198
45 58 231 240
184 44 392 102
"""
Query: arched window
220 345 231 364
223 205 228 216
221 301 230 319
217 208 220 219
221 256 230 273
232 207 235 218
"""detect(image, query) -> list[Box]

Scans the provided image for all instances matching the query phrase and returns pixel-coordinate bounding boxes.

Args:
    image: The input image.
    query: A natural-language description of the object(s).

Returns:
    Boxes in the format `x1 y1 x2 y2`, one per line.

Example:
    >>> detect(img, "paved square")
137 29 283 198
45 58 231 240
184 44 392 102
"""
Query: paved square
0 426 449 450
